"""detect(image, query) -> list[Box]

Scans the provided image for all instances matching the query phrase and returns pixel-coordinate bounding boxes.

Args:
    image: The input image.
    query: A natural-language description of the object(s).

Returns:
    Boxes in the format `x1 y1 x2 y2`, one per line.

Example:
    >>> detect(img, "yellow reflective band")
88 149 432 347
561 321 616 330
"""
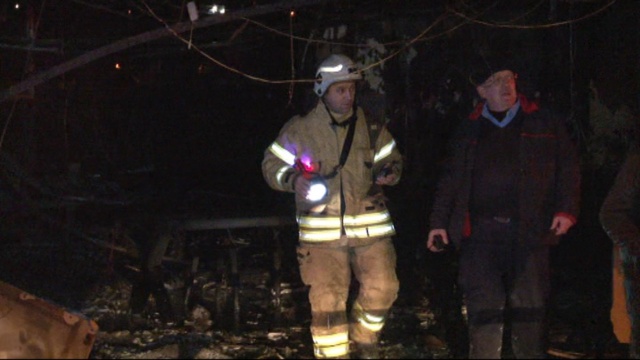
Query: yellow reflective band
298 212 395 241
364 311 385 324
299 228 342 242
344 223 396 238
313 332 349 346
343 210 391 226
357 316 384 332
373 139 396 164
299 211 391 228
298 216 341 228
314 343 350 359
268 142 296 166
353 302 385 332
313 332 350 359
275 165 291 188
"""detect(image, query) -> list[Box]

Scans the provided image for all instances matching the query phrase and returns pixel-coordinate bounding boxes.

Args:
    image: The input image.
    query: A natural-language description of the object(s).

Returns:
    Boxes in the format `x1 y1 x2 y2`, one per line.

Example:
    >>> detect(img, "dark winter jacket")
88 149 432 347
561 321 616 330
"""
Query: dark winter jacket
600 148 640 257
429 95 581 248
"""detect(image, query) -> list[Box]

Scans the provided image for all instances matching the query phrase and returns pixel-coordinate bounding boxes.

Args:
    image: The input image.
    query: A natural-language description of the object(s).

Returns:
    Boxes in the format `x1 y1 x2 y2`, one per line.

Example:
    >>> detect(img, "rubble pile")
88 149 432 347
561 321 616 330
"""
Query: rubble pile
78 268 444 359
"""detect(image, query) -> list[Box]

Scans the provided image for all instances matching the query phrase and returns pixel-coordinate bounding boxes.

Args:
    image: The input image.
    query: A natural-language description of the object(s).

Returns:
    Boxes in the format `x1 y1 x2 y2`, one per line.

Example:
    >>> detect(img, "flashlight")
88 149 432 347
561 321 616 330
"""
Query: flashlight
295 159 329 204
306 176 328 202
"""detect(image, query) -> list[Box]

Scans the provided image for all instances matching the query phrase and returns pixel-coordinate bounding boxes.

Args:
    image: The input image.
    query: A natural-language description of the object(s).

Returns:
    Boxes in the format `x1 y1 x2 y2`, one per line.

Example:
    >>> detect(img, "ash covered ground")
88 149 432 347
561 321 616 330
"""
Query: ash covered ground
1 222 451 359
1 223 628 359
0 173 629 359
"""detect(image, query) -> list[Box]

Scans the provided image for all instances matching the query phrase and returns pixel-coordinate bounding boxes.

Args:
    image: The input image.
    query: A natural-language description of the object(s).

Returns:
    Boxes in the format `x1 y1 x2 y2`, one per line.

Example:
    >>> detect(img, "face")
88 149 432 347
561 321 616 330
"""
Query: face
476 70 518 112
323 81 356 115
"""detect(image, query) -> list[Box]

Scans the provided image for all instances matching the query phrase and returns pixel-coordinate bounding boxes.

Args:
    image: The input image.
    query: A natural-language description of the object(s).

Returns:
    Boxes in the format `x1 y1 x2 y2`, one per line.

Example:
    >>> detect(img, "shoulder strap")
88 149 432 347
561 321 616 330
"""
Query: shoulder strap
338 115 357 168
323 104 358 180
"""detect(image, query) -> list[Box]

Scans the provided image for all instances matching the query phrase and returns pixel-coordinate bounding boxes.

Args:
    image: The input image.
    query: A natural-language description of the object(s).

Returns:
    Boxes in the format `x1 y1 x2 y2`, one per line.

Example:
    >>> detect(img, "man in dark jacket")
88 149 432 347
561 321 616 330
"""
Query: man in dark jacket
426 53 581 358
600 144 640 359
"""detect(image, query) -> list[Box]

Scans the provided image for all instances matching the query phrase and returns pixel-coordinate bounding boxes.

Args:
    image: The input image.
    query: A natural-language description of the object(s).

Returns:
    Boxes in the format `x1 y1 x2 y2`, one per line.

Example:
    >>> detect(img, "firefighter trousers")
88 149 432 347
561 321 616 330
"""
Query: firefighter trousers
297 237 399 358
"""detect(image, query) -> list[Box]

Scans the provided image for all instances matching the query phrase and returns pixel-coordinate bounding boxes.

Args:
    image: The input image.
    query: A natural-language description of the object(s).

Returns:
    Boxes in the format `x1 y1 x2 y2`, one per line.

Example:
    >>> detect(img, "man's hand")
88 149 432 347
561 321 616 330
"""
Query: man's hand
550 215 575 235
427 229 449 252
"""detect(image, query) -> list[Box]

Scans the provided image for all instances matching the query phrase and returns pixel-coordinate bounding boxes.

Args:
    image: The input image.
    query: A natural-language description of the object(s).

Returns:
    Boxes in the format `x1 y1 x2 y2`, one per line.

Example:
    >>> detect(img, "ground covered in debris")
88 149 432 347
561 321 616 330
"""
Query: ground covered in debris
1 228 631 360
0 174 630 359
80 272 449 359
2 227 451 359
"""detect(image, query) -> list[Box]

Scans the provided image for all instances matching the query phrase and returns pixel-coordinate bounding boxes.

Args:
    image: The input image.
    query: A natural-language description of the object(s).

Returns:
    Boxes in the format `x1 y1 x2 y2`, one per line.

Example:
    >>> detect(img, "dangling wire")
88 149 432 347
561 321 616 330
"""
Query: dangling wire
287 9 296 108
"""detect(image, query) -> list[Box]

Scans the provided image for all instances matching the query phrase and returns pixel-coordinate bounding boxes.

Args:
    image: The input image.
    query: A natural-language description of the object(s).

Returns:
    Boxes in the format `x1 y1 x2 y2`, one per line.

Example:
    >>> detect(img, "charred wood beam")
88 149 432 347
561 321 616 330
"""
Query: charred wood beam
0 0 336 103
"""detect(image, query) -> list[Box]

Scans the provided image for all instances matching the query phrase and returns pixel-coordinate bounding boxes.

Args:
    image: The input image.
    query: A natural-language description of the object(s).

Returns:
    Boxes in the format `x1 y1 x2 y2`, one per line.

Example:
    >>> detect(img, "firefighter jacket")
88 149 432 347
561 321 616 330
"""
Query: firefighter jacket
600 148 640 258
429 95 581 248
262 101 402 245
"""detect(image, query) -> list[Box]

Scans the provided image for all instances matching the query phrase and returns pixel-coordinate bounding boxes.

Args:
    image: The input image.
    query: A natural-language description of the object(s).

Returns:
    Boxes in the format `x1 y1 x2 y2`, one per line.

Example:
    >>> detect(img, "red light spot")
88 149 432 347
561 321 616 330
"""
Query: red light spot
296 158 314 173
303 162 314 172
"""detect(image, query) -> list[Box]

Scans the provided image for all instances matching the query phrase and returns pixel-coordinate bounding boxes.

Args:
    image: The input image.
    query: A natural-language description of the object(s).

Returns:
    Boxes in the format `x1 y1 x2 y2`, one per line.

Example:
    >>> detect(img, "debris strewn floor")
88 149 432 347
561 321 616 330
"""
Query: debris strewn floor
0 226 630 359
81 268 448 359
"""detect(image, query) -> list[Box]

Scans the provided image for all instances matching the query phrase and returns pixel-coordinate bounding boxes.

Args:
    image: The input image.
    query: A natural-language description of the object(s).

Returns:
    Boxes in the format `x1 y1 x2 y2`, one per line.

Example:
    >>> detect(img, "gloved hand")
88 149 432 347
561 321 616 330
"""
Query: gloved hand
294 173 311 200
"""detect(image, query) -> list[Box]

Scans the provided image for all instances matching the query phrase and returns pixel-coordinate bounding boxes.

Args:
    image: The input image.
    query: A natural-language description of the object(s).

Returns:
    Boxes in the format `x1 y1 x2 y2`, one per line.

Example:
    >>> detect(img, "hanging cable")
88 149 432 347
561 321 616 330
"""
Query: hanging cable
287 9 296 107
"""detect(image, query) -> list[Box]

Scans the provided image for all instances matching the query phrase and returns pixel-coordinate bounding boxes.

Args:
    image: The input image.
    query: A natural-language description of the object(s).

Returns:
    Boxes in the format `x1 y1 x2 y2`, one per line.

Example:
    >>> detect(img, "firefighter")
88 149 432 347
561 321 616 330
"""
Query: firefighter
262 53 403 359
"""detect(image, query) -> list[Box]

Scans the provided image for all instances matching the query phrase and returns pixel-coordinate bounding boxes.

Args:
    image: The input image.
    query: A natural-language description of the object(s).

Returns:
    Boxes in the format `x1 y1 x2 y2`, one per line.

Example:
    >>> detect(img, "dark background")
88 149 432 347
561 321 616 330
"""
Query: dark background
1 0 639 354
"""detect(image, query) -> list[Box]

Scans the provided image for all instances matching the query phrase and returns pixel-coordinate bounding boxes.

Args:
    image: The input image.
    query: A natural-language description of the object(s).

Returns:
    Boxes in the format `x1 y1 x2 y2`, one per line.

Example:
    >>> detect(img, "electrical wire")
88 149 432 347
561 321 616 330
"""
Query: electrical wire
141 0 616 87
449 0 616 29
287 9 296 106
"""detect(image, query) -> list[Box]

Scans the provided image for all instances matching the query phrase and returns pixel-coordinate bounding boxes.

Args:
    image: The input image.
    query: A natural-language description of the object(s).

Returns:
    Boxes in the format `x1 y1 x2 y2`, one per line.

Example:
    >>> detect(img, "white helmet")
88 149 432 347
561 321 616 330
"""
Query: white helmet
314 54 362 97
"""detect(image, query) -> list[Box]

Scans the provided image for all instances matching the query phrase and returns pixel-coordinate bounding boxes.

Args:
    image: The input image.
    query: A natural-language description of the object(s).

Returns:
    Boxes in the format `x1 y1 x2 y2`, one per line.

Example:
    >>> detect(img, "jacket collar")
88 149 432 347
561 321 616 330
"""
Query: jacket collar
469 94 539 121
